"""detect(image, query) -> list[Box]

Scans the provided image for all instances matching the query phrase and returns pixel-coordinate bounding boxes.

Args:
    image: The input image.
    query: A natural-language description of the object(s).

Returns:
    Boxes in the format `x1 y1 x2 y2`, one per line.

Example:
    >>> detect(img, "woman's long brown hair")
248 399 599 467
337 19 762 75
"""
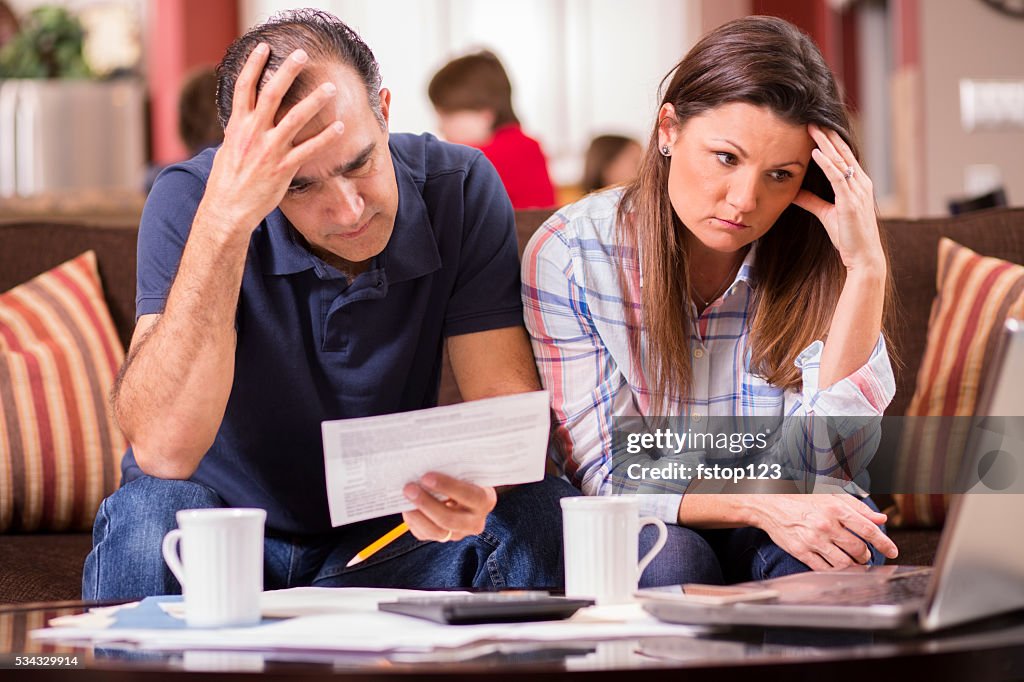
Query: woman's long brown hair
617 16 898 413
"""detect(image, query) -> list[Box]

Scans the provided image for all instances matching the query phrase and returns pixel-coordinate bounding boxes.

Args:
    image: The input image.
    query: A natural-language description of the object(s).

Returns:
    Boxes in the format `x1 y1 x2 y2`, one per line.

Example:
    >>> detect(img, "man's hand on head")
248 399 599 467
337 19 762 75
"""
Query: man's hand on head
199 43 344 237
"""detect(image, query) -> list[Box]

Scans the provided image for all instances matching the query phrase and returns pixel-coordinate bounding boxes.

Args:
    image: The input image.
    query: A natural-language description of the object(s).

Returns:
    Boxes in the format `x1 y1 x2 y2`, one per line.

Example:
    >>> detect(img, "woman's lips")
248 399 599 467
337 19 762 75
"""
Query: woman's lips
714 217 750 229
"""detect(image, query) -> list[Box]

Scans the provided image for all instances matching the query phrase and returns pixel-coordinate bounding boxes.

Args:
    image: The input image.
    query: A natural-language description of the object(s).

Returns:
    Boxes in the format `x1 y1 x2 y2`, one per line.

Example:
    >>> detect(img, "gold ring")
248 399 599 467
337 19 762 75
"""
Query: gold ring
441 529 453 543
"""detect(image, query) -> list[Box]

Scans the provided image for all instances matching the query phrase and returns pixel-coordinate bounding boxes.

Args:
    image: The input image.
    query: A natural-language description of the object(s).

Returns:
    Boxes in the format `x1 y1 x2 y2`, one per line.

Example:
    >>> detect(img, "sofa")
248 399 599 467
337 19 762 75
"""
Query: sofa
2 206 1022 605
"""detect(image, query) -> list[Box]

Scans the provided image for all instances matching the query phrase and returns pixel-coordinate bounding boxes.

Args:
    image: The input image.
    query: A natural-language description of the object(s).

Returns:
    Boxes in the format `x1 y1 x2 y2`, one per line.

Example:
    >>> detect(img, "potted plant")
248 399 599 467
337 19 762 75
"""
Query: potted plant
0 5 91 78
0 4 144 200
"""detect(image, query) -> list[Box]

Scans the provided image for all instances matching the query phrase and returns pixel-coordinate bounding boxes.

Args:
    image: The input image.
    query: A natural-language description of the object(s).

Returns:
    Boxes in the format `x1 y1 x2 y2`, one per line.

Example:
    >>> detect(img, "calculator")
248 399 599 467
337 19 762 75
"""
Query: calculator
378 592 595 625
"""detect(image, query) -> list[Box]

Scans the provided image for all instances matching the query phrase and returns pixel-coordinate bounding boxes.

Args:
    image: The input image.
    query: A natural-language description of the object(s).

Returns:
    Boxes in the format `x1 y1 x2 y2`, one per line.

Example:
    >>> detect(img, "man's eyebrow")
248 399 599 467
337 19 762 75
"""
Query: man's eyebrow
711 137 804 169
289 142 376 187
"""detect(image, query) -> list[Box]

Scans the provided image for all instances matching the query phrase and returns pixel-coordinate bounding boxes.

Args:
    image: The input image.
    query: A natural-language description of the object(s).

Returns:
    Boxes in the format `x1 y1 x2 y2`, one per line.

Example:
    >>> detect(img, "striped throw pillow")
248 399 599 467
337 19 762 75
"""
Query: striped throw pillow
0 251 127 532
893 238 1024 527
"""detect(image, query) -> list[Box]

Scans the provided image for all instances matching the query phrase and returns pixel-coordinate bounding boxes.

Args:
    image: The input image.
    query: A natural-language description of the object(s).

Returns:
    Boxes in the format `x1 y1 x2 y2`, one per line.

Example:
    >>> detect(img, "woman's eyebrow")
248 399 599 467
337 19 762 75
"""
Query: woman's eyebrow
712 137 749 156
711 138 805 169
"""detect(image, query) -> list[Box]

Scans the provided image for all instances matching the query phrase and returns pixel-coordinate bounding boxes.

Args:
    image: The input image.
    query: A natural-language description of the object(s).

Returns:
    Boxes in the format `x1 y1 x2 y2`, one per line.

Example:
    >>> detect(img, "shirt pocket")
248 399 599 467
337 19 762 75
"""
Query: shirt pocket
739 372 784 411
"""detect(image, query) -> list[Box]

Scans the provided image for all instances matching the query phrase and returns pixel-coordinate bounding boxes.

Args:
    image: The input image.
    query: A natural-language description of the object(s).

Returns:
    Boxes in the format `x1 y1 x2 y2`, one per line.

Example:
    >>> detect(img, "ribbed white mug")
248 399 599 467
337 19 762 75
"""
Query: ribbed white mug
561 497 668 604
162 508 266 627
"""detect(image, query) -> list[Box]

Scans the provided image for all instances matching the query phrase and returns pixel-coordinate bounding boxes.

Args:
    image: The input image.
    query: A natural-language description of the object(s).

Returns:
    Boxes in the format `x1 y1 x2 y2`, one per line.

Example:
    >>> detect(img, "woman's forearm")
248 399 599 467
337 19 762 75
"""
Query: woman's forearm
818 264 886 389
677 493 755 527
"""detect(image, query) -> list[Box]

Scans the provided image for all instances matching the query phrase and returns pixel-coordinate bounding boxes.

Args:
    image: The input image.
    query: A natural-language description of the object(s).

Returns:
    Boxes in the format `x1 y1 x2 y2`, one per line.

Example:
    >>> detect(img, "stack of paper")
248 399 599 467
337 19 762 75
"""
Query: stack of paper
32 587 706 655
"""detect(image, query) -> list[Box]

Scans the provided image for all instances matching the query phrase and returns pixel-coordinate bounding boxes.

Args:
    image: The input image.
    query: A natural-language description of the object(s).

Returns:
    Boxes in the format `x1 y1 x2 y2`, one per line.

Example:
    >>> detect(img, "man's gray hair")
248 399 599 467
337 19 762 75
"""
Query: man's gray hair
215 8 385 129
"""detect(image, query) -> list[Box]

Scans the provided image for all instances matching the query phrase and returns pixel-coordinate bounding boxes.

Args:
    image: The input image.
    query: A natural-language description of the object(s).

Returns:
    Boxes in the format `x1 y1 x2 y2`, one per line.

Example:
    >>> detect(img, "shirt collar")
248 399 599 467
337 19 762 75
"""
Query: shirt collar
384 137 442 284
258 211 316 276
691 241 758 315
634 228 760 295
256 136 441 283
730 240 759 294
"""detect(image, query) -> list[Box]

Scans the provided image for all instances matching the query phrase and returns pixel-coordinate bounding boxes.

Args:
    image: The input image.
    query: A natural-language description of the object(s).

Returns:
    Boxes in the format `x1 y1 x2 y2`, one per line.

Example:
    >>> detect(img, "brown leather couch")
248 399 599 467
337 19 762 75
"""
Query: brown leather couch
2 206 1023 604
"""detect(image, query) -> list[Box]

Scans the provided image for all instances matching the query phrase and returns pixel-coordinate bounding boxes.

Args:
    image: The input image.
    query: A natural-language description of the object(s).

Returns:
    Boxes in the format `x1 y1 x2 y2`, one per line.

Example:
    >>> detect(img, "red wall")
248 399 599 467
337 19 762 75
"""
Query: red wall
753 0 859 111
147 0 239 164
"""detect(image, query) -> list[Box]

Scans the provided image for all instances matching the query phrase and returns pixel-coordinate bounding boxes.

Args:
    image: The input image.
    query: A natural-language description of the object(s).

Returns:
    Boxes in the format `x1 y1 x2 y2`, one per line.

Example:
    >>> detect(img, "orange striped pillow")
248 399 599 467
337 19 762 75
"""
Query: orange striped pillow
893 238 1024 527
0 251 127 532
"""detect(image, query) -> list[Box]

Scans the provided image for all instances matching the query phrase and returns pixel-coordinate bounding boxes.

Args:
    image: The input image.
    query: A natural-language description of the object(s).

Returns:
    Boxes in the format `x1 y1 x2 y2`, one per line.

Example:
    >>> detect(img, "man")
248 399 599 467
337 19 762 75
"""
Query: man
83 9 576 600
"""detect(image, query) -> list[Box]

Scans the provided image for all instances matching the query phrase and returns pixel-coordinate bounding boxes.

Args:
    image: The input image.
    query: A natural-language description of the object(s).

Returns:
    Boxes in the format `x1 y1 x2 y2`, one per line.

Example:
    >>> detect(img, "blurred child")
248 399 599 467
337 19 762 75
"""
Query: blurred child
145 67 223 192
177 67 223 156
581 134 642 193
429 51 555 209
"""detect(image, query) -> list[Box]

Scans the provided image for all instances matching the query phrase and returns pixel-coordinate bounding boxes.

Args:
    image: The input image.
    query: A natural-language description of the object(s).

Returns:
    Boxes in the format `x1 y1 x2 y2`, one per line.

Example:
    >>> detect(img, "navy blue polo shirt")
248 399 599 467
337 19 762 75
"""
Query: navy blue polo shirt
123 133 524 533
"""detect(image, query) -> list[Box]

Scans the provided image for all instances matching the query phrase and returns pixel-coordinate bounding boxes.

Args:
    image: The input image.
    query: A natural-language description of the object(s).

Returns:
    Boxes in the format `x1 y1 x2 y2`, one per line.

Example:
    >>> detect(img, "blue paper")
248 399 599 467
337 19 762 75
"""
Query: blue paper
110 596 275 630
110 596 186 630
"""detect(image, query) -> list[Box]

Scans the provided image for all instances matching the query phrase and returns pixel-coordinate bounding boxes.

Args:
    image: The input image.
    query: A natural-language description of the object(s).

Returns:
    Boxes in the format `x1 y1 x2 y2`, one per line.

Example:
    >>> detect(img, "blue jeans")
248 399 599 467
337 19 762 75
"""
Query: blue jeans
638 496 888 587
83 475 581 600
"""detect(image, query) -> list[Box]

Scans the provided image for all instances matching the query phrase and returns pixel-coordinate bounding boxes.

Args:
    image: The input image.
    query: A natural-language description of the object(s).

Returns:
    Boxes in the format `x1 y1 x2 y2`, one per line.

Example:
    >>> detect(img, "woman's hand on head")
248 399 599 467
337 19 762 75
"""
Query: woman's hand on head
792 125 886 274
751 493 898 570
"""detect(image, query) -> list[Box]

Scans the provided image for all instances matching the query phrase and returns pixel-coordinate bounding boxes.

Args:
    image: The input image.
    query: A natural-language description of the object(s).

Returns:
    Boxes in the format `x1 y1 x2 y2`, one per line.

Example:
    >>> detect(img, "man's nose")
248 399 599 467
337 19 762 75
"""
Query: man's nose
326 179 365 226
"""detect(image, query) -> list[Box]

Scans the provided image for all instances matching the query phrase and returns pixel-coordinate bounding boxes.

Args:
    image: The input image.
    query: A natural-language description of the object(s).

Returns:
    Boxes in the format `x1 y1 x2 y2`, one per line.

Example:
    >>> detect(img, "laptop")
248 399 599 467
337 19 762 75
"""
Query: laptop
639 318 1024 632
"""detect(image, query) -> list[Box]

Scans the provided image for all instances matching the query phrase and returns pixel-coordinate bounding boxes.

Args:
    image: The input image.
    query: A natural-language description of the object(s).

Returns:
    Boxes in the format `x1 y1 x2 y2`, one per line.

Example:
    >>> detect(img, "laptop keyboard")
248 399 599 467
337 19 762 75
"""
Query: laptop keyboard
787 571 932 607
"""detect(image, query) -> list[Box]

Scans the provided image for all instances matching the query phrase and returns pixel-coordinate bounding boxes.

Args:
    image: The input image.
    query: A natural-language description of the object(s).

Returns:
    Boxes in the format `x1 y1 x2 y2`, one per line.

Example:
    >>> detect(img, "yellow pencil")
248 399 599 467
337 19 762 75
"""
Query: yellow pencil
346 522 409 567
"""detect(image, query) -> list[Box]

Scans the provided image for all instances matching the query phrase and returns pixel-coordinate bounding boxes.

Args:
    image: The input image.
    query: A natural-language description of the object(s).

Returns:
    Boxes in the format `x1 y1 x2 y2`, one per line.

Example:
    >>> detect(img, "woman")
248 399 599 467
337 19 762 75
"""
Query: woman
428 50 556 209
523 16 900 586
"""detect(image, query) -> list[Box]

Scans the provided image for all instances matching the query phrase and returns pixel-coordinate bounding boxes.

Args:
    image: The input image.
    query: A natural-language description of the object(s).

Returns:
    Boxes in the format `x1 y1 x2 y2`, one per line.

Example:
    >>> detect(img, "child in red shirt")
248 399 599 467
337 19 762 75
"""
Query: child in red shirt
429 51 556 209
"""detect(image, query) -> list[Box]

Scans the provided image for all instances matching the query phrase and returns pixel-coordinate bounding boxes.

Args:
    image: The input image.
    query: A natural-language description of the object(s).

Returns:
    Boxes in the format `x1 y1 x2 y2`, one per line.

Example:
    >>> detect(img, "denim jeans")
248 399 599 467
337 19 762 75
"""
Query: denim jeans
83 475 581 600
637 496 888 587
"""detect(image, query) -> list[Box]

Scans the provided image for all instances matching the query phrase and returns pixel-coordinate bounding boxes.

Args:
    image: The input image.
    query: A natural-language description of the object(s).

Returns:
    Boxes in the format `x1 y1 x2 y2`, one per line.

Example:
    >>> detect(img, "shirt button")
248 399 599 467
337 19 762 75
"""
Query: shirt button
694 348 705 359
693 414 703 423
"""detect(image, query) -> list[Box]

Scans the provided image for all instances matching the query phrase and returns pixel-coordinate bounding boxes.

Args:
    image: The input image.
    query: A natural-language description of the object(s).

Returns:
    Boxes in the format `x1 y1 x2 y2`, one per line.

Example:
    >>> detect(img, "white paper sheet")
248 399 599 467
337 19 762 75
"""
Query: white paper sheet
249 587 472 618
322 390 551 526
32 587 707 654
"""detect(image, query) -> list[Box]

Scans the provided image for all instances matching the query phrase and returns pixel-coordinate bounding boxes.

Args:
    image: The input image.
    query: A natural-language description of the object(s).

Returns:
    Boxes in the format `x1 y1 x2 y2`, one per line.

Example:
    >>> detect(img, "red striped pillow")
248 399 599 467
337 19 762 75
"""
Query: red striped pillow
0 251 127 532
893 238 1024 527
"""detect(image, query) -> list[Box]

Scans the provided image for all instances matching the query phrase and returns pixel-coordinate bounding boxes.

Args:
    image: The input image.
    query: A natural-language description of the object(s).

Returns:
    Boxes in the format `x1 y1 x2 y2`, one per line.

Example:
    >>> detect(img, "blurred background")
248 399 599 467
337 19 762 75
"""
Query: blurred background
0 0 1021 218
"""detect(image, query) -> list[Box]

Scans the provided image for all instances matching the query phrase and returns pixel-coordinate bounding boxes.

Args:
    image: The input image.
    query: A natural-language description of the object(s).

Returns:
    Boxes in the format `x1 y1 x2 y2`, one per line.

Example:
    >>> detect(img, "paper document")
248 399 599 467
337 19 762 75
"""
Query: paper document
322 390 551 526
32 587 708 654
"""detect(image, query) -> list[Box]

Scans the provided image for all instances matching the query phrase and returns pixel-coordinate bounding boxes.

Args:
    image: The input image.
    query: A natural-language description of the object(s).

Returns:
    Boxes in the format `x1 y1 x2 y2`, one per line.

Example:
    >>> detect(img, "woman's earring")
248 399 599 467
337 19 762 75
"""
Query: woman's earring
660 146 671 157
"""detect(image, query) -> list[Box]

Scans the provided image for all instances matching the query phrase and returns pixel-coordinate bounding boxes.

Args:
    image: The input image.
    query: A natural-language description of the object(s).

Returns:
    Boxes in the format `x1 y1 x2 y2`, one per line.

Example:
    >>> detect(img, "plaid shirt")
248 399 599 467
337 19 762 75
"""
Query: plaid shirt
522 190 896 523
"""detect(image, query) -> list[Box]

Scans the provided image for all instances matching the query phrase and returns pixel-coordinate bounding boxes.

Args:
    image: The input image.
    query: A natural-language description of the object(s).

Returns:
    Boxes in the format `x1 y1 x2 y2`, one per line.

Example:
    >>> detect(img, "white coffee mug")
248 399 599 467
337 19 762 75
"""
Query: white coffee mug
162 508 266 627
561 496 668 604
